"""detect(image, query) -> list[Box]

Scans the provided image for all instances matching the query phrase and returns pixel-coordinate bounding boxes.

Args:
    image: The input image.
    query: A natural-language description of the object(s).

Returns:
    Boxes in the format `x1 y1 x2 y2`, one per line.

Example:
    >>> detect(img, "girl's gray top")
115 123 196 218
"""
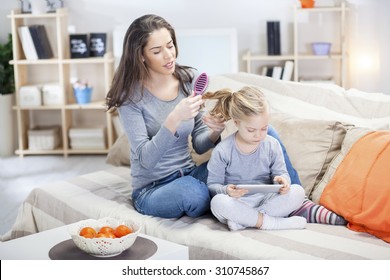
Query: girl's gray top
207 132 290 196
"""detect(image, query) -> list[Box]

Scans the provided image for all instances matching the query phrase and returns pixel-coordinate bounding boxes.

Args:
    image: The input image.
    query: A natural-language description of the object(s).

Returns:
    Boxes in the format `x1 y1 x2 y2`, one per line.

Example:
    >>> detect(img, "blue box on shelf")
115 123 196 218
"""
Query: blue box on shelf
74 87 92 104
312 42 331 55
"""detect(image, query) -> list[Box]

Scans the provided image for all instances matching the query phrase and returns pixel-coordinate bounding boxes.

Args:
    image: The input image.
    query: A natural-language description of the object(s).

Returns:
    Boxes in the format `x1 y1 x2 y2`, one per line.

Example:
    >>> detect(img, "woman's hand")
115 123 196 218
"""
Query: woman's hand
274 176 290 195
165 94 203 133
174 94 204 121
227 184 248 198
202 112 226 143
202 113 226 134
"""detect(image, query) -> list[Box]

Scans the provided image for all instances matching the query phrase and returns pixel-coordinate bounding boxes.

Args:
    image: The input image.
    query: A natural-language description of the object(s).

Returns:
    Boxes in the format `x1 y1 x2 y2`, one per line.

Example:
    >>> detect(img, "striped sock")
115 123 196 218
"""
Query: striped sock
289 199 347 225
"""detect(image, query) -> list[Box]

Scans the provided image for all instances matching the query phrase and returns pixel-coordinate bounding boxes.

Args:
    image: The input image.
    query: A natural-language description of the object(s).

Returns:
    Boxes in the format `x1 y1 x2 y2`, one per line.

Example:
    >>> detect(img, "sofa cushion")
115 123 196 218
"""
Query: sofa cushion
106 133 130 166
319 130 390 243
269 113 352 197
311 127 373 203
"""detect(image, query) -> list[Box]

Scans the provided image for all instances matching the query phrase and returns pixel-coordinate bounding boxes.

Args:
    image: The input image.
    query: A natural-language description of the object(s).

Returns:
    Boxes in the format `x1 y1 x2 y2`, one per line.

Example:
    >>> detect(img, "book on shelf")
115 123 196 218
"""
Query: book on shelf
262 62 293 81
272 66 283 79
28 25 54 59
261 65 284 80
266 21 281 55
265 67 273 77
18 26 39 60
273 22 281 55
281 60 294 81
261 66 268 76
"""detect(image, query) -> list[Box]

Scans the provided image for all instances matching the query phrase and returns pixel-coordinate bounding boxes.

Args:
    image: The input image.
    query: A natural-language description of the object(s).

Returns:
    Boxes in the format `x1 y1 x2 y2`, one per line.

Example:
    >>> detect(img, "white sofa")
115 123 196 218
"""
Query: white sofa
2 73 390 259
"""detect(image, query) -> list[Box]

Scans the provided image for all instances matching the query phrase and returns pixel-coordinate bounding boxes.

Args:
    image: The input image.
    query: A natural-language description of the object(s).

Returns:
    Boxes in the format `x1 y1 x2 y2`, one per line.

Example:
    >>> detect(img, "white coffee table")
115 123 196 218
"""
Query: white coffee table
0 224 188 260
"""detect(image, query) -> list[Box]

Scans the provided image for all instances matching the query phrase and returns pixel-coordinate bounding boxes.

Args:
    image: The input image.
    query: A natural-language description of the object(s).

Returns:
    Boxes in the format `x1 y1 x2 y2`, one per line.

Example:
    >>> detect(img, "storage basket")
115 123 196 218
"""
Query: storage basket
312 42 331 55
28 126 61 150
74 87 93 104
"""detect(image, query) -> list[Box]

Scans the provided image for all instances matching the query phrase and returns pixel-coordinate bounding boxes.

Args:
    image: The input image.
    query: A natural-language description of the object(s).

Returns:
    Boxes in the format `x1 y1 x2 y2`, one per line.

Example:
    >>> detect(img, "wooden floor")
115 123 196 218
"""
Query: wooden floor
0 155 112 235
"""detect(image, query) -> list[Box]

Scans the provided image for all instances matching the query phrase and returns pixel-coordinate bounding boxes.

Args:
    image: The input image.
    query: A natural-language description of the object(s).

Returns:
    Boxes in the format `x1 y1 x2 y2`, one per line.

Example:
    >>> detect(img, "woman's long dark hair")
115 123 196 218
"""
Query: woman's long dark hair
106 14 194 112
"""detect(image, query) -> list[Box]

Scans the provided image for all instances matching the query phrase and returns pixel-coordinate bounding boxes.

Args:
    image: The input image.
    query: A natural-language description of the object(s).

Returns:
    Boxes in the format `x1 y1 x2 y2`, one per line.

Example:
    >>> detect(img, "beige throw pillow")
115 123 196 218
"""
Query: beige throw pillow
310 127 373 204
106 134 130 166
270 113 352 197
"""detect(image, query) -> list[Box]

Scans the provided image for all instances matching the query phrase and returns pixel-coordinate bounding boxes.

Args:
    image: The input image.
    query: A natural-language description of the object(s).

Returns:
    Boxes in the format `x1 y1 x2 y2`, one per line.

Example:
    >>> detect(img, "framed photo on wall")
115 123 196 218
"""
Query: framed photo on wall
70 34 89 58
20 0 32 13
46 0 65 13
89 33 107 57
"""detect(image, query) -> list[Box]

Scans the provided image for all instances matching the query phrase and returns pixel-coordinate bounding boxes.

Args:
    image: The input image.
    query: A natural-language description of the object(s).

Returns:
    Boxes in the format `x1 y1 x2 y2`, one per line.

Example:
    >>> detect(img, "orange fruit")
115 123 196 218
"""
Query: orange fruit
105 232 117 239
79 227 97 237
96 232 106 238
114 225 132 238
83 233 96 239
98 226 115 234
96 232 116 238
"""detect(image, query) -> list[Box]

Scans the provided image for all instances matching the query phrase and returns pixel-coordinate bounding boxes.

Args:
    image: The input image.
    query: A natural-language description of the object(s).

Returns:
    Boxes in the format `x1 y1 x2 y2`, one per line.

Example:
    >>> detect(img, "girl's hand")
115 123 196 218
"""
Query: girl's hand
227 184 248 198
173 94 204 122
274 176 290 195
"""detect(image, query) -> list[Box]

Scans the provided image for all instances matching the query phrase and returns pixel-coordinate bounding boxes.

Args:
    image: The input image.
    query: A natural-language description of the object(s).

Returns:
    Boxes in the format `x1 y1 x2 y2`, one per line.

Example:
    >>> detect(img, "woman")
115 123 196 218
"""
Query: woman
106 14 225 219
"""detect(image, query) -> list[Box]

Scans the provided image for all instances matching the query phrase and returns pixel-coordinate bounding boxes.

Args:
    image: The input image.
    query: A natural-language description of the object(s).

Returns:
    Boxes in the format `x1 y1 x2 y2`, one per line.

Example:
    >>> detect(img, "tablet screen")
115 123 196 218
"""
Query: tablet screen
236 184 282 194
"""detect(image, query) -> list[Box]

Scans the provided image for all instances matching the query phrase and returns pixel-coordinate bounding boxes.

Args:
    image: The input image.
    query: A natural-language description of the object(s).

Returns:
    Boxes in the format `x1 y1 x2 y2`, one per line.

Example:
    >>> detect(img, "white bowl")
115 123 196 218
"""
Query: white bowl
67 217 141 257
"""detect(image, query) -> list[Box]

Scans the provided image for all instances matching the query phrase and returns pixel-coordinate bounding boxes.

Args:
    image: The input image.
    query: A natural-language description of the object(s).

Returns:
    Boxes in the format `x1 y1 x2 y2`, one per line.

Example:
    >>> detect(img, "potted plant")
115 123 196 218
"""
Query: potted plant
0 33 15 95
0 33 15 157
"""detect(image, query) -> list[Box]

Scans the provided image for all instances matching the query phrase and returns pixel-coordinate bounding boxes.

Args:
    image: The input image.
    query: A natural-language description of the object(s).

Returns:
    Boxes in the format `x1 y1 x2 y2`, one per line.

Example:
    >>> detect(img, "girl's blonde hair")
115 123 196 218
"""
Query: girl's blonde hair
202 86 269 121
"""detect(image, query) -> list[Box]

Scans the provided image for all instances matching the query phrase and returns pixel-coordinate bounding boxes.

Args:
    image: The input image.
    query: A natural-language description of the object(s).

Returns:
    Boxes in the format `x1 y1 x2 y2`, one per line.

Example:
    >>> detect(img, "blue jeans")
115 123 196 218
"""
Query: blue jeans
132 162 210 219
267 125 302 185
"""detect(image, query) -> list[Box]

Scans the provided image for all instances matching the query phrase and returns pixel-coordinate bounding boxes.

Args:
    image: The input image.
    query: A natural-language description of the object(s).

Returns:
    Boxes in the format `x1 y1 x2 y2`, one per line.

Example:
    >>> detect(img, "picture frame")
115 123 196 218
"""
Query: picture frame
46 0 65 13
70 34 89 58
89 33 107 57
20 0 32 14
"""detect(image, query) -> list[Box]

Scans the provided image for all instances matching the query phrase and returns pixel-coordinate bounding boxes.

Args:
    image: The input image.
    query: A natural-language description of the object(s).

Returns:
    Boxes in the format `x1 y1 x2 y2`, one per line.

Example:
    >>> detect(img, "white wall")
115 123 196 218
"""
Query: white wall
1 0 389 93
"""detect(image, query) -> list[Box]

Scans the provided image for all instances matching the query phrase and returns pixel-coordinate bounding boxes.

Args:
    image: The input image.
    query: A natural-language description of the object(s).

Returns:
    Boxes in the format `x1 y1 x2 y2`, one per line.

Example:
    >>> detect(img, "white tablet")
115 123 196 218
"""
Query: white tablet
236 184 283 194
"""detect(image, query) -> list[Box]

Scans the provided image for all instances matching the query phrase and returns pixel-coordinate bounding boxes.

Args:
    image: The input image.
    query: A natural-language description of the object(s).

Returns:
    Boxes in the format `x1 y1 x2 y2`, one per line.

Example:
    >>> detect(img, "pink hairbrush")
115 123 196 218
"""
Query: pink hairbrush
194 72 209 95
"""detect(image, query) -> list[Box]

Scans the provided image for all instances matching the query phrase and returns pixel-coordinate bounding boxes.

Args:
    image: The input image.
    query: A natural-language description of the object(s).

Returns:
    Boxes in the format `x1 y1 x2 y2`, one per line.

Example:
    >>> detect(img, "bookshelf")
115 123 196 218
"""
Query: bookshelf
242 2 348 87
8 8 115 157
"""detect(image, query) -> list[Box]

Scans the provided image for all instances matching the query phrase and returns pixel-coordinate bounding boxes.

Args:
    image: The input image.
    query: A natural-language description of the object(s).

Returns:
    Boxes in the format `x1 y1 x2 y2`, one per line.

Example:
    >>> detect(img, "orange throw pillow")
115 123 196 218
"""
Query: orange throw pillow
320 131 390 243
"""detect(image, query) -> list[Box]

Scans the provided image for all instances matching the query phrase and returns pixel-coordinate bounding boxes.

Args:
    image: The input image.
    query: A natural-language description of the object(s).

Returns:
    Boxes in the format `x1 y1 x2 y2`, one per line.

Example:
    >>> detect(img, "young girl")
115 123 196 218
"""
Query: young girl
203 86 307 231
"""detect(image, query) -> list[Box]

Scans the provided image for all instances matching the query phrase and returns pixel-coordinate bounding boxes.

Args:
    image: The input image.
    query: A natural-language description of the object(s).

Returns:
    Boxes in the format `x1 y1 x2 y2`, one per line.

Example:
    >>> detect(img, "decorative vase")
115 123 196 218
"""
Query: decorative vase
300 0 315 8
74 87 93 104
